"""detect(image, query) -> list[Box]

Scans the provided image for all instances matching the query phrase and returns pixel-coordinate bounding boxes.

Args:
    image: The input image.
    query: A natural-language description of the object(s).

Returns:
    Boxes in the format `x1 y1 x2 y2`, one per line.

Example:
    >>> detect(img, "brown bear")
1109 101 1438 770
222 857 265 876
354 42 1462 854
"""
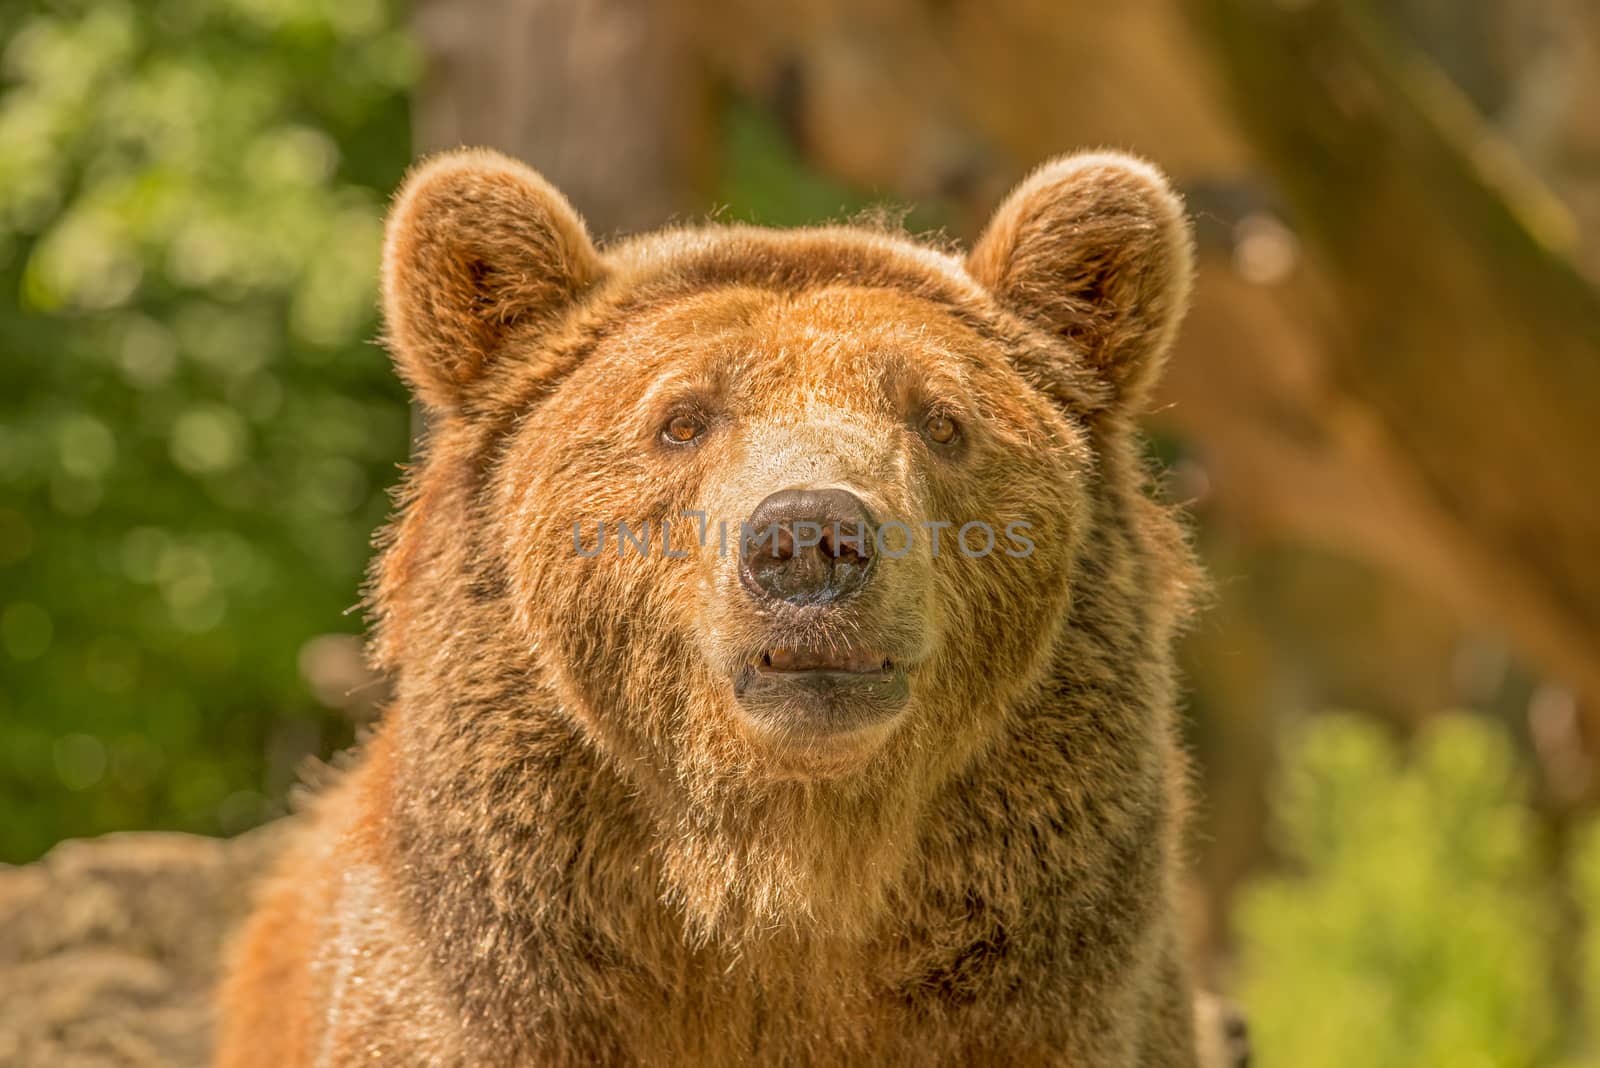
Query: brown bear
216 145 1204 1067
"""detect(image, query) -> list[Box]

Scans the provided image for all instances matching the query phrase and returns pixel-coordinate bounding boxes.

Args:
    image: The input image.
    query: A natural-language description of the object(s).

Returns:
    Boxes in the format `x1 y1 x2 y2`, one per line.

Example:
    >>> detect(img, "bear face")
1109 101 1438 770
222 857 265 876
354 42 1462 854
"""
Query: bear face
501 277 1093 938
370 149 1194 947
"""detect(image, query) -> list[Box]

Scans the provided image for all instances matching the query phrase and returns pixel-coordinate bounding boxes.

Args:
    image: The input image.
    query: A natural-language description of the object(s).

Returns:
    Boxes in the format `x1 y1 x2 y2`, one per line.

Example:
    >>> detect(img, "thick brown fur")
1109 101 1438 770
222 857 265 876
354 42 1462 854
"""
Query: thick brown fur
216 148 1202 1067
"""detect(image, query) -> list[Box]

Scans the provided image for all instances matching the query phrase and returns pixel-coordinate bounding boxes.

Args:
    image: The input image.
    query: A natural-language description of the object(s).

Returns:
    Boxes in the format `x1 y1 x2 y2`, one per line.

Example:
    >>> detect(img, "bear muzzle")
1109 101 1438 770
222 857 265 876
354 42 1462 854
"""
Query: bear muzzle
727 487 920 743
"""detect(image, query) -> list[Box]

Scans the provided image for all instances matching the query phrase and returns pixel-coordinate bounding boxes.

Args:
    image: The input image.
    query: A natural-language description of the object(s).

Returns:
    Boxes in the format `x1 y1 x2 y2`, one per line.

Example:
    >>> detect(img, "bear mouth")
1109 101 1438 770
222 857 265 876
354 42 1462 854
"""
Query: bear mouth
757 647 895 676
732 645 910 741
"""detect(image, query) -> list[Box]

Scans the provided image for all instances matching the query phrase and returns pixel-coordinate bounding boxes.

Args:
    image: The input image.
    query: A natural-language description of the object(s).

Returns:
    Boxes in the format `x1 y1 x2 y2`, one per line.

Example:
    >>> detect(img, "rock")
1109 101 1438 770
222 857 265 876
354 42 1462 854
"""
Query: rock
0 824 289 1068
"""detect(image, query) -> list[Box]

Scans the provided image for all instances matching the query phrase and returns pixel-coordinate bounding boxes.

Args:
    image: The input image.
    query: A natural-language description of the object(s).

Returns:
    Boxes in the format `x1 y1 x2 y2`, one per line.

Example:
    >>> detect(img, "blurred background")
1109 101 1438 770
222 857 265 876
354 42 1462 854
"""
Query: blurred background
3 0 1600 1064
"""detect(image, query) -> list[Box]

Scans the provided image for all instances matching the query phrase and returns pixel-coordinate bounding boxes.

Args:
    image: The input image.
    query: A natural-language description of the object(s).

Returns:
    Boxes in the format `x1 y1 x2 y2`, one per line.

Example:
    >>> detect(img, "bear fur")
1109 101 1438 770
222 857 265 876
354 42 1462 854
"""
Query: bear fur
216 146 1202 1066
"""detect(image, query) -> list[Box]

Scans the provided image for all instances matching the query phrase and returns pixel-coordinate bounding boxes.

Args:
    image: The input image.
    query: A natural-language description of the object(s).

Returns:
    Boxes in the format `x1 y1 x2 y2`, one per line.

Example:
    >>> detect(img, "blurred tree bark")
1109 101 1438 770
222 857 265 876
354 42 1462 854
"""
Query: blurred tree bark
1191 0 1600 757
410 0 711 235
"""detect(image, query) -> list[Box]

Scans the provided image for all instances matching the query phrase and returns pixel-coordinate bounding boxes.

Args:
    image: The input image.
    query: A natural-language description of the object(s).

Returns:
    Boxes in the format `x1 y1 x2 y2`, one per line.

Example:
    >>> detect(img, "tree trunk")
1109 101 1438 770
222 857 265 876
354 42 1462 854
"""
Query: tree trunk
1191 0 1600 728
410 0 710 236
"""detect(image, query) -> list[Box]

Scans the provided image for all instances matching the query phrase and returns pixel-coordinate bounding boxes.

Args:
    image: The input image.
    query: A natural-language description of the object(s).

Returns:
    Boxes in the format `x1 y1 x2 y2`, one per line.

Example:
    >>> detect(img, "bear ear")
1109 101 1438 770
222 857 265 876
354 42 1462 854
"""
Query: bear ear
381 148 602 413
967 152 1194 415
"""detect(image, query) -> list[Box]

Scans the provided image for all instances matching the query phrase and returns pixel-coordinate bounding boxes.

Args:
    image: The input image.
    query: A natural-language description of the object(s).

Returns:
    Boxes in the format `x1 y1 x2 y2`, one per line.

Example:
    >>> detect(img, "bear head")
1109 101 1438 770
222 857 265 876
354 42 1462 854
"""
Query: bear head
371 147 1195 944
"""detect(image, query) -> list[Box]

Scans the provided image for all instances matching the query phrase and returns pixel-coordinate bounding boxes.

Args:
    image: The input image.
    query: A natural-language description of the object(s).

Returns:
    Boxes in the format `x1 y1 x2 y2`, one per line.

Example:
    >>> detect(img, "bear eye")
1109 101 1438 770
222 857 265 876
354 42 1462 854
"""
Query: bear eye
924 412 960 445
662 413 704 446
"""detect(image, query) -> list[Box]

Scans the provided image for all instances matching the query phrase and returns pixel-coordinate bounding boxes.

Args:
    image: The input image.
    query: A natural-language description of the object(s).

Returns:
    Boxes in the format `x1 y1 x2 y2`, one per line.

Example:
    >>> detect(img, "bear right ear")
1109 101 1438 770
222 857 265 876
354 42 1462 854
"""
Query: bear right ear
381 148 601 413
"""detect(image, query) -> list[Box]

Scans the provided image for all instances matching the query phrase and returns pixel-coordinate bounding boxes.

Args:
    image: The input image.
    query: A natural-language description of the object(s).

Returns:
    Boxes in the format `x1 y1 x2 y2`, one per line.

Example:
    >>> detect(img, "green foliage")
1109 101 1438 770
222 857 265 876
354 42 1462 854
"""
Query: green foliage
0 0 415 861
1578 820 1600 1059
1236 713 1600 1067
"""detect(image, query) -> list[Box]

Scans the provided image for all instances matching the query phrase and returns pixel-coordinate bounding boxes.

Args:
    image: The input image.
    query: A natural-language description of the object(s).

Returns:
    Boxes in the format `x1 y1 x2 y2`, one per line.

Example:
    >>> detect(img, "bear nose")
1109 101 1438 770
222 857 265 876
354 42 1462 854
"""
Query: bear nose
739 488 876 606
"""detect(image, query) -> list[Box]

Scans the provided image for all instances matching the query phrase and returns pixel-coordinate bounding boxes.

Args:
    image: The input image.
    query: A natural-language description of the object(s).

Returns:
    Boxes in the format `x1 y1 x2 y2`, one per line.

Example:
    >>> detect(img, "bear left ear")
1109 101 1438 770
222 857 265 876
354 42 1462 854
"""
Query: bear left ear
381 148 602 413
967 152 1194 415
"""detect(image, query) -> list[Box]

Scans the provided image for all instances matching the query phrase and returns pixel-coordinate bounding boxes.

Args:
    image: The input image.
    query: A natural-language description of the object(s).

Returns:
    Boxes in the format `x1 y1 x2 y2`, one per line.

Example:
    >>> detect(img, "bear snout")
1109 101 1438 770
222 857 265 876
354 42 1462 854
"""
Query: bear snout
738 487 877 606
